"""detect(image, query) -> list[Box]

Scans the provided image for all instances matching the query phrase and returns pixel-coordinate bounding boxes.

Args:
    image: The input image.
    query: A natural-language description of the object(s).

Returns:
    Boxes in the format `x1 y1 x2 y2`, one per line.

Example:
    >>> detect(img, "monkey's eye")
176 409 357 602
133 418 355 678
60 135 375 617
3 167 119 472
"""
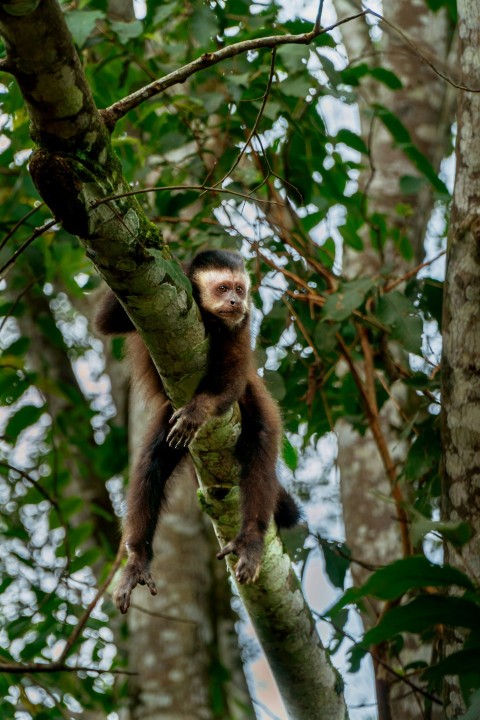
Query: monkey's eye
218 285 228 293
236 286 244 294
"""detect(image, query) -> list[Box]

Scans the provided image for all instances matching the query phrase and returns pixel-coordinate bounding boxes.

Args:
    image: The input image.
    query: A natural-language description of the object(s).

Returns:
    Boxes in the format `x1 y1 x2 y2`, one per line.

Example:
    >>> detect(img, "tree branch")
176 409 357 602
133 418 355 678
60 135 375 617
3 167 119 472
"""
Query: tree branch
101 12 368 126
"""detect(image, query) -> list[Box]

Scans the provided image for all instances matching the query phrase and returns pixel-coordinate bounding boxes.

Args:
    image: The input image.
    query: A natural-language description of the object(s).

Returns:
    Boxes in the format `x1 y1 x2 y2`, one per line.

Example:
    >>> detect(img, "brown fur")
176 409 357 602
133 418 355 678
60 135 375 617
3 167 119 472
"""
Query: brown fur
95 250 299 613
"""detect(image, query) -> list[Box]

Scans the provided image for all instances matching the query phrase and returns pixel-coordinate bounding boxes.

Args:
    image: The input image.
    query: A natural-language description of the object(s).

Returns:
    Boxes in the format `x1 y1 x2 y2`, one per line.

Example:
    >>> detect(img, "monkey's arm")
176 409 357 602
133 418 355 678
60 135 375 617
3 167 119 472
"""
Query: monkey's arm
167 374 246 448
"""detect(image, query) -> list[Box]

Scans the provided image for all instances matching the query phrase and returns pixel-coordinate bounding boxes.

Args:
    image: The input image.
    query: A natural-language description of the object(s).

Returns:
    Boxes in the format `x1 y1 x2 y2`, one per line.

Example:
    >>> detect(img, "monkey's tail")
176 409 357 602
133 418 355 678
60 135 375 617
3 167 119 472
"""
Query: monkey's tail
274 486 301 529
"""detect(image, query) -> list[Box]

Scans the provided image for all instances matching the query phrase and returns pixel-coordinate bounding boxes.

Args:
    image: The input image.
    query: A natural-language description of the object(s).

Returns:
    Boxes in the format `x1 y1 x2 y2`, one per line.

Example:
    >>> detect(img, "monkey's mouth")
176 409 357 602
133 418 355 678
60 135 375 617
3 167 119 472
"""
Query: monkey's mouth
220 309 242 314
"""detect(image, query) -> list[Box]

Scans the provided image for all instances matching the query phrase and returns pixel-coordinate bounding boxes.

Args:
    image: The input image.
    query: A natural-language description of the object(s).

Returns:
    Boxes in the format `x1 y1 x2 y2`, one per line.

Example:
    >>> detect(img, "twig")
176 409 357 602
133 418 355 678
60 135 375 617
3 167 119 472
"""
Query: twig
0 662 137 676
0 203 44 252
0 461 70 560
335 333 412 557
206 48 278 193
314 610 442 706
383 250 446 292
366 8 480 93
315 0 325 32
101 12 369 125
283 297 321 362
0 280 34 334
0 219 56 278
56 544 124 665
91 183 283 209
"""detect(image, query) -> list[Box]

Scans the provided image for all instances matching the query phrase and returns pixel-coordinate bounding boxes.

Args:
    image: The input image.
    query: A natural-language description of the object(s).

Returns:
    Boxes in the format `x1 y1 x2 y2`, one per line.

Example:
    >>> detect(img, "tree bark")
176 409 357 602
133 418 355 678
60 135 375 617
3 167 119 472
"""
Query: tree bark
441 2 480 717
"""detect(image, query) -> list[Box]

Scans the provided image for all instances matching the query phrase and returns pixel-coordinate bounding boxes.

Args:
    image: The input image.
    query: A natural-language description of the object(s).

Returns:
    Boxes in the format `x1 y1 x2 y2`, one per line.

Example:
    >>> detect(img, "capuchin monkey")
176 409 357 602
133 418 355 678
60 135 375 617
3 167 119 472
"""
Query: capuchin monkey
96 249 300 613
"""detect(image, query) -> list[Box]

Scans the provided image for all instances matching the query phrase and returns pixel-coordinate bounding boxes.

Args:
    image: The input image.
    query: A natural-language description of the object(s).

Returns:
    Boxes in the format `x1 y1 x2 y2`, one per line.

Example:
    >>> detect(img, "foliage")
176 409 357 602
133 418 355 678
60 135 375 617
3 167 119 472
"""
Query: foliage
1 0 478 718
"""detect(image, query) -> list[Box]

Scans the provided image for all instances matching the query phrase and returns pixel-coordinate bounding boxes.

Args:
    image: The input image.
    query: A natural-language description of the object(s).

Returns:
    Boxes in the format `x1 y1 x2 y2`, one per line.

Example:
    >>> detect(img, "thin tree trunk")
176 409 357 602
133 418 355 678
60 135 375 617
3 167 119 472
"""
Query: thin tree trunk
441 3 480 717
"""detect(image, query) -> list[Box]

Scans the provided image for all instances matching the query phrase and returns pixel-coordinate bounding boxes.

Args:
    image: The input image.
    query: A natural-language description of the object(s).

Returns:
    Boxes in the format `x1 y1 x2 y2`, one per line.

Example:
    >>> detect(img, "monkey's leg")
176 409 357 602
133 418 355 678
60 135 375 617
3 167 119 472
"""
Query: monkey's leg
217 386 280 584
114 404 186 613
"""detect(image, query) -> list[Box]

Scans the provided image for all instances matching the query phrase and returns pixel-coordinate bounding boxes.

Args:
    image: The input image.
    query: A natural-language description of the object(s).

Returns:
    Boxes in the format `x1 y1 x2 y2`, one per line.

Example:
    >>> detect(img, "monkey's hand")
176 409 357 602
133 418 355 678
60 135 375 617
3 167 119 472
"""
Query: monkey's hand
167 400 208 448
217 533 264 585
113 557 157 614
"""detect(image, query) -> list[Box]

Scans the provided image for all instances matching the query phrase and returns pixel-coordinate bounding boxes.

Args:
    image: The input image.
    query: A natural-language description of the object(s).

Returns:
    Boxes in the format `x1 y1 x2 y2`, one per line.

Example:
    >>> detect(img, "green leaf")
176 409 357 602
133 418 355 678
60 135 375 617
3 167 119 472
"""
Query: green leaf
423 648 480 685
279 76 313 99
374 104 450 196
328 556 475 616
335 128 368 155
319 538 351 590
405 431 440 482
363 595 480 645
411 513 473 548
5 404 44 438
191 5 218 47
153 2 178 25
322 278 374 322
110 20 144 42
399 175 426 195
376 291 423 354
65 10 104 48
313 321 340 357
370 67 403 90
458 689 480 720
264 370 286 401
282 435 298 471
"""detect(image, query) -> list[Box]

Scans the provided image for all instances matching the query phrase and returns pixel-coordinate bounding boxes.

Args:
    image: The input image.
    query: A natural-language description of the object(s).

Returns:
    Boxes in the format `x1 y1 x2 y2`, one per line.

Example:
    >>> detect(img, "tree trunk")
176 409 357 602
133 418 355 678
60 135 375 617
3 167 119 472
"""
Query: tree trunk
441 3 480 717
335 2 454 718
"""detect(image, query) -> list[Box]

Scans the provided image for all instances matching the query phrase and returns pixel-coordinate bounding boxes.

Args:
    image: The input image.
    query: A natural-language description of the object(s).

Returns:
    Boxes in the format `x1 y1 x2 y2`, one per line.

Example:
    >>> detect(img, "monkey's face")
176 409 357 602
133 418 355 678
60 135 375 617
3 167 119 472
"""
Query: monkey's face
193 268 250 327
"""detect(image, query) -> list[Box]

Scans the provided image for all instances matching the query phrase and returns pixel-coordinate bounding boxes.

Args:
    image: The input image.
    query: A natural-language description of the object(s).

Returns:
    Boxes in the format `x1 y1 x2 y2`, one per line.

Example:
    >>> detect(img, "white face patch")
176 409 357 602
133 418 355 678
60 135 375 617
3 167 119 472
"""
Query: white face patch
194 268 250 325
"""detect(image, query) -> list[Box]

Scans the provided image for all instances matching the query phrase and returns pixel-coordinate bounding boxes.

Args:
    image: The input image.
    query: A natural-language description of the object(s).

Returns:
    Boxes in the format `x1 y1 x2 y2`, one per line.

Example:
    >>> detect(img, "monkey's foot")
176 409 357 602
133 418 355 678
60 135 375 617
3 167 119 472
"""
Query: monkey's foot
217 534 264 584
167 406 203 448
113 559 157 614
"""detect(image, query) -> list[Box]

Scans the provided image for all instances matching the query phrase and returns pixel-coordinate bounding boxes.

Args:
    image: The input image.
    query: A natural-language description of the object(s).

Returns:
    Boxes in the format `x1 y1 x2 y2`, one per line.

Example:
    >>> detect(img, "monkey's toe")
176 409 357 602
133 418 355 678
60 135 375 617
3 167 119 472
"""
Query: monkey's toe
234 556 261 584
113 562 157 614
217 536 264 584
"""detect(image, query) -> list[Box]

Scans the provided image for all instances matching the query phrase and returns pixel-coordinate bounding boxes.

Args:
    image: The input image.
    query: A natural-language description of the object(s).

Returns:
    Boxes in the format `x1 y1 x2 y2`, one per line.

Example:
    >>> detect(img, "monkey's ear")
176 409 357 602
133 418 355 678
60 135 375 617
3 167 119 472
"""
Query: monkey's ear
95 290 135 335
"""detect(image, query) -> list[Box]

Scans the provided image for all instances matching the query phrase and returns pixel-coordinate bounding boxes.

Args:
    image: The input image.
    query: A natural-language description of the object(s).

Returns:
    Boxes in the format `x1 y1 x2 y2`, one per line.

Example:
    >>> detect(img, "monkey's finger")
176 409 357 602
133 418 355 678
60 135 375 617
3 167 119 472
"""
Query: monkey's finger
146 575 157 596
114 587 131 614
217 542 236 560
166 423 181 445
169 408 184 424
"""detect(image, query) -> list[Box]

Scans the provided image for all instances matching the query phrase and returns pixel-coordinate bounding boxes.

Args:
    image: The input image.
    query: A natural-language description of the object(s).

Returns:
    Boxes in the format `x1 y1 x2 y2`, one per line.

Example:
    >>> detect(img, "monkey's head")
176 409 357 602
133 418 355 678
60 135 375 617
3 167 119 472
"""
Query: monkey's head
188 250 250 329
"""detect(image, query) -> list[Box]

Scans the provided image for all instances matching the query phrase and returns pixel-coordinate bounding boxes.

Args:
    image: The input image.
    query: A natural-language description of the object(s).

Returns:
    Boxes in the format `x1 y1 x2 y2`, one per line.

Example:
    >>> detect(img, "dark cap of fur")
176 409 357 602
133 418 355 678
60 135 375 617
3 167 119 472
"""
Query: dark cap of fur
189 249 245 276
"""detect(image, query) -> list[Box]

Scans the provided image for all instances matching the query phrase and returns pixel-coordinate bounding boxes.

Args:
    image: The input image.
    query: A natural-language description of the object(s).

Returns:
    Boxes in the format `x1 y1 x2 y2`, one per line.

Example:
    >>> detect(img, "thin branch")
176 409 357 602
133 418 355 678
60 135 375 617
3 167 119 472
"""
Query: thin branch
335 334 412 557
367 8 480 93
0 280 34 334
101 12 368 125
0 662 137 676
282 297 321 362
91 183 283 210
0 219 56 278
314 610 442 707
383 250 446 292
206 47 277 193
0 461 70 559
56 544 124 665
315 0 325 32
0 203 44 252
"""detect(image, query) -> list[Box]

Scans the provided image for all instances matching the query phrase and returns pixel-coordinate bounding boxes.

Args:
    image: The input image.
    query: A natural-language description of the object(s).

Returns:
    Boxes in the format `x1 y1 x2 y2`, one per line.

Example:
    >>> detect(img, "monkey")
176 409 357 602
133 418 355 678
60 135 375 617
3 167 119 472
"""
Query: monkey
96 249 300 613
